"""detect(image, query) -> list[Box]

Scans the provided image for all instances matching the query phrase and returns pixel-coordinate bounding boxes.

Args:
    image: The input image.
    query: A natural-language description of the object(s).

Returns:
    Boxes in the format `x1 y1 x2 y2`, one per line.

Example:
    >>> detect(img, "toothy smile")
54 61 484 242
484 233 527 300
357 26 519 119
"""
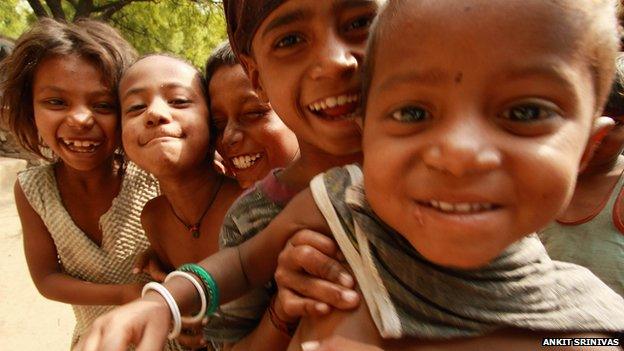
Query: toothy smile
231 153 262 170
307 93 360 119
423 200 498 213
59 138 102 153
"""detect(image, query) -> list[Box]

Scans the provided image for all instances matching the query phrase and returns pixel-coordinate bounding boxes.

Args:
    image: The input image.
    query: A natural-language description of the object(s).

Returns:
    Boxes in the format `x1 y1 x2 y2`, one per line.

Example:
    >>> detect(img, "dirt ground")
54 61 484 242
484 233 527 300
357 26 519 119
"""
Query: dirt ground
0 157 74 350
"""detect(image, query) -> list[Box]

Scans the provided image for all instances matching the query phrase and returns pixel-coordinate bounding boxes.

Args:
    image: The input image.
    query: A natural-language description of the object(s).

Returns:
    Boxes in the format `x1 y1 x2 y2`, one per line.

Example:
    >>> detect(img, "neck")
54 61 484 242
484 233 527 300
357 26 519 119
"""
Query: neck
280 139 362 192
159 162 221 223
55 157 119 191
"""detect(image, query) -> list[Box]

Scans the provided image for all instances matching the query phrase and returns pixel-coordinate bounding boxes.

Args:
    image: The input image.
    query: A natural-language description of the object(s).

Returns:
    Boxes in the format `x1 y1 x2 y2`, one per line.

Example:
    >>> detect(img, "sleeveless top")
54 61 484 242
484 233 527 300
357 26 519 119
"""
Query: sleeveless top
539 170 624 296
311 165 624 339
17 161 159 346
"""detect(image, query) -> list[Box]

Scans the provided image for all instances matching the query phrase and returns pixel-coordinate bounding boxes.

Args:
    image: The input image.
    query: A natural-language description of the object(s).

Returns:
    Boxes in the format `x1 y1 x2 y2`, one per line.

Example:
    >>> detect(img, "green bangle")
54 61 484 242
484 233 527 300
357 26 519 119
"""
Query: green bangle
178 263 220 316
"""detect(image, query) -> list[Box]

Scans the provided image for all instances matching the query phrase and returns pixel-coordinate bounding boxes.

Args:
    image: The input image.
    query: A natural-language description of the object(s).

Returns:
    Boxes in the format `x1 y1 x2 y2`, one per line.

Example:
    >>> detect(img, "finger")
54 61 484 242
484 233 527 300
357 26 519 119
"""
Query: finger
147 259 167 282
289 230 339 258
96 325 137 351
135 322 168 351
279 288 331 318
287 244 354 288
276 269 359 310
175 332 207 349
133 251 150 274
78 327 101 351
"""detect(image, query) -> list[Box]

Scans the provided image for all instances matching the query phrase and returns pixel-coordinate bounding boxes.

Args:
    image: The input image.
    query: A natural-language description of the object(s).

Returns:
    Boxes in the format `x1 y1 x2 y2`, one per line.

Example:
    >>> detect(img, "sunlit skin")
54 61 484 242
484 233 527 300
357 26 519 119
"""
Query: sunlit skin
210 64 299 188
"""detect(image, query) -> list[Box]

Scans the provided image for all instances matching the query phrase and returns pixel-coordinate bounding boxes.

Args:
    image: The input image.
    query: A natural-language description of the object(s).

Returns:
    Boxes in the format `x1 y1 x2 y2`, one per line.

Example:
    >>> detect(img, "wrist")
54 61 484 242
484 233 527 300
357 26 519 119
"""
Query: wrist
142 290 173 323
268 295 298 337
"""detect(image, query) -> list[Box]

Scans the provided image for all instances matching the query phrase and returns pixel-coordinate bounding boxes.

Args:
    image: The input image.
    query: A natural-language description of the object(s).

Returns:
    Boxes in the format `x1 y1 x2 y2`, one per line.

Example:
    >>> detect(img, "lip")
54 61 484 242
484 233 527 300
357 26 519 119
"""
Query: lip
412 199 505 228
304 90 362 121
58 137 104 154
139 130 183 146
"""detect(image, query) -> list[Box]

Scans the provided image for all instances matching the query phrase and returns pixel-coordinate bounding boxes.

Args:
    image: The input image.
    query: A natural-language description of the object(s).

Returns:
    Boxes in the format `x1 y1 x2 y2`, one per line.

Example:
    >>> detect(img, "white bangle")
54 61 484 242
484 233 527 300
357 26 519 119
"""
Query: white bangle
164 271 207 324
141 282 182 340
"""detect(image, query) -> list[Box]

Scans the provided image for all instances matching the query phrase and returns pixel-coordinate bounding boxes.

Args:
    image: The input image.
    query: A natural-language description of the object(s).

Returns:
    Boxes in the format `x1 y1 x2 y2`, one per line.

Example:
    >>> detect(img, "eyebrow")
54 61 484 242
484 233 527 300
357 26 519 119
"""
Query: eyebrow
36 85 112 97
261 9 309 39
499 64 577 92
122 82 193 100
332 0 378 13
377 69 451 92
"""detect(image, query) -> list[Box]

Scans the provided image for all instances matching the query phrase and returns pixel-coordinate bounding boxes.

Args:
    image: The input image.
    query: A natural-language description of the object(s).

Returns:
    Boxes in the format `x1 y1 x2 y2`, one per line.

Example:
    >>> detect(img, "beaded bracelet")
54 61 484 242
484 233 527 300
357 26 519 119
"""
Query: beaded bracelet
141 282 182 339
178 263 220 315
164 271 207 324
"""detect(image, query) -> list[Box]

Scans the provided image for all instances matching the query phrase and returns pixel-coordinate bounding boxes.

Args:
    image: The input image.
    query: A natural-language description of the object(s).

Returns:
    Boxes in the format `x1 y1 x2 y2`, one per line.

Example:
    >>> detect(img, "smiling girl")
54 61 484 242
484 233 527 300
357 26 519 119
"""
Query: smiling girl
0 19 159 346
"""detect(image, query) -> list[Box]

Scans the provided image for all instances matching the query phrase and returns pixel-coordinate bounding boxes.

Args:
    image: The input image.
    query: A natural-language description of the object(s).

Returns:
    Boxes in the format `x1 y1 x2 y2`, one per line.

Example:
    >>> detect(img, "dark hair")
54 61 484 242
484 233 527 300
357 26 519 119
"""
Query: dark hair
123 53 217 162
603 54 624 117
204 41 238 89
0 18 137 160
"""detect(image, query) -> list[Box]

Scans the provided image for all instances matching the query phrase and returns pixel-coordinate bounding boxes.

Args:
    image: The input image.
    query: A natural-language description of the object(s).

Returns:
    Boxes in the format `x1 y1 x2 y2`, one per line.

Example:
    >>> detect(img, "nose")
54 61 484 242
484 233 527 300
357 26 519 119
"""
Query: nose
309 31 360 81
66 106 94 130
145 99 172 127
422 119 502 177
222 121 243 150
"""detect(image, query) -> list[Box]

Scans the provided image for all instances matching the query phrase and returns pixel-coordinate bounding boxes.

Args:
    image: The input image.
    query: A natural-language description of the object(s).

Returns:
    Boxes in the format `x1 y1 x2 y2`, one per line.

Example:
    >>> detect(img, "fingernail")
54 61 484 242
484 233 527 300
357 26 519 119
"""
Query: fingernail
301 341 320 351
132 268 139 274
315 303 329 313
341 290 358 303
339 273 353 287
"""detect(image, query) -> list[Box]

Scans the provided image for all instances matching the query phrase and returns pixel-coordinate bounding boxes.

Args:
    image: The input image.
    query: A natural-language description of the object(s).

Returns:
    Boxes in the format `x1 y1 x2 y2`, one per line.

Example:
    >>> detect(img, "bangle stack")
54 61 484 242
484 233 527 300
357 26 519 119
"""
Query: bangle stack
141 282 182 339
142 264 220 340
178 263 220 315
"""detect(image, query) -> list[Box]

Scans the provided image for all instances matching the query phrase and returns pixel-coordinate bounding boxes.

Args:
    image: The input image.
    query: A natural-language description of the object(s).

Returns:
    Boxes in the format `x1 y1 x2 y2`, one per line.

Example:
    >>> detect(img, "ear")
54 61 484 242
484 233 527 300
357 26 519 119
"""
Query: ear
579 116 614 171
239 53 269 103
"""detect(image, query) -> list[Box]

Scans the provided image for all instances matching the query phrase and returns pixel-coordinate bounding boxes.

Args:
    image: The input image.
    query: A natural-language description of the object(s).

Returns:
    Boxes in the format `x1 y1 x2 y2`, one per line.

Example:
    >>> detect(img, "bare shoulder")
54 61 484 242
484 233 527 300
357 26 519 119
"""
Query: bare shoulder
140 195 168 237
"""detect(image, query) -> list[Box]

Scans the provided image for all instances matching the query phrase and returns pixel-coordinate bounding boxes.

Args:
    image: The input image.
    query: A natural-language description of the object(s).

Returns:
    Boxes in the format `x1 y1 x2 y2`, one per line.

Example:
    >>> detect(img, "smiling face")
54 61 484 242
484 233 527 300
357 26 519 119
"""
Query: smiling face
210 64 299 188
362 0 612 269
241 0 383 156
32 54 118 171
119 55 211 177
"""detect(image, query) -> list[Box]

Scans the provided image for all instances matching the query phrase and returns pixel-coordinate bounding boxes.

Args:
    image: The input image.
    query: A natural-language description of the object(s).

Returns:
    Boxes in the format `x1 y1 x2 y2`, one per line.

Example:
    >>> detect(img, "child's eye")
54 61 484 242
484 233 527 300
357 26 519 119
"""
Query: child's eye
93 102 115 114
501 103 556 122
391 106 430 123
126 104 146 113
346 15 374 32
275 34 303 49
44 98 65 108
170 98 191 107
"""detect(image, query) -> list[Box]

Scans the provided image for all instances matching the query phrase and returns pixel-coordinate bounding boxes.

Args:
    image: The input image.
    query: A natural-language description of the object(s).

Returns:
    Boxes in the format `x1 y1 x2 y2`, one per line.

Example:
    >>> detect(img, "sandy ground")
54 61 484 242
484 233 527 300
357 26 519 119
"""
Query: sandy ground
0 157 74 350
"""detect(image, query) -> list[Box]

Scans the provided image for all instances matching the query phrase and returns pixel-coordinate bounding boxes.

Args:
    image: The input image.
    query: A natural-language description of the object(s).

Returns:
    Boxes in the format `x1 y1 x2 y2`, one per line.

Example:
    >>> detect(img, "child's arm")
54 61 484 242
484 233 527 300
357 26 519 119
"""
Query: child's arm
14 181 143 305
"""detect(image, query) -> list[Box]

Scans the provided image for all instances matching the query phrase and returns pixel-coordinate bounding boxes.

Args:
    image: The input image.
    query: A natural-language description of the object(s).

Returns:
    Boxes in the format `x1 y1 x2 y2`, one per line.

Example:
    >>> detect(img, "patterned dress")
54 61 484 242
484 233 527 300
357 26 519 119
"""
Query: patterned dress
18 161 159 346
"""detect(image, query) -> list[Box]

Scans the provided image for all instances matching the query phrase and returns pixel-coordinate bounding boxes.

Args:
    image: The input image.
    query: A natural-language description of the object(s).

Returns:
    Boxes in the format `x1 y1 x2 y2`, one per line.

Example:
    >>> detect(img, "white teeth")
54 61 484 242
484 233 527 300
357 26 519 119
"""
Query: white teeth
60 138 101 153
231 153 262 170
428 200 495 213
307 94 360 113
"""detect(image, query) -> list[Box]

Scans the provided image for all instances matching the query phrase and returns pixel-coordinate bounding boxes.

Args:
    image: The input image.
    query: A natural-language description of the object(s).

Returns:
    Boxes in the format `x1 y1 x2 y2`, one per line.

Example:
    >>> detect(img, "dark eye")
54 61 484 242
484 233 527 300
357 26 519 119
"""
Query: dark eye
346 15 373 32
44 98 65 107
391 106 429 123
93 102 115 113
126 104 146 113
170 98 191 107
275 34 303 49
501 104 555 122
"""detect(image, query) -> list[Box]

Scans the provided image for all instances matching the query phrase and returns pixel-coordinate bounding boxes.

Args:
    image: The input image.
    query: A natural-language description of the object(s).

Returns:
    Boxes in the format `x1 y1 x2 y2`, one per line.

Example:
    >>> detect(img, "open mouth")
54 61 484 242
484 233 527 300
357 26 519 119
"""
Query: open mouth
307 93 360 120
59 138 102 153
230 152 263 170
417 200 501 214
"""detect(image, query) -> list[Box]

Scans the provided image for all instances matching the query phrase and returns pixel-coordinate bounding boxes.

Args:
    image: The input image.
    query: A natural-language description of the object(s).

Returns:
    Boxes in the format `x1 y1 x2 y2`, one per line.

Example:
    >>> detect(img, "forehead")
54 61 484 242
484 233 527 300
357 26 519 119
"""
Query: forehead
370 0 591 87
121 56 199 90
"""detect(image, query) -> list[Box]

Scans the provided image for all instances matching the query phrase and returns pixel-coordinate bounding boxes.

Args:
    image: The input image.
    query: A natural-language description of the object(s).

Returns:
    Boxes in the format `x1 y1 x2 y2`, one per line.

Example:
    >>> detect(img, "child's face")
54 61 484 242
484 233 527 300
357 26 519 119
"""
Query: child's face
362 0 602 268
32 54 118 171
119 56 211 177
210 64 299 188
241 0 382 156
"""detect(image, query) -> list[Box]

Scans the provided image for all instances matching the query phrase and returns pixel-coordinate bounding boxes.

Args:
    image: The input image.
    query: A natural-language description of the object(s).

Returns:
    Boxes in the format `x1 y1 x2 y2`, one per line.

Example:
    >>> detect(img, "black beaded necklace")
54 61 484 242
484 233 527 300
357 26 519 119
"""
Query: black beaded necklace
168 175 224 238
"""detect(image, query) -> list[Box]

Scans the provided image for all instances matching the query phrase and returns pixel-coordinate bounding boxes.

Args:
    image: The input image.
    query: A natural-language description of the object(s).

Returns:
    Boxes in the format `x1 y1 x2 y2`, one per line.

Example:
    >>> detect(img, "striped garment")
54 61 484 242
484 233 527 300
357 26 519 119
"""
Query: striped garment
311 164 624 339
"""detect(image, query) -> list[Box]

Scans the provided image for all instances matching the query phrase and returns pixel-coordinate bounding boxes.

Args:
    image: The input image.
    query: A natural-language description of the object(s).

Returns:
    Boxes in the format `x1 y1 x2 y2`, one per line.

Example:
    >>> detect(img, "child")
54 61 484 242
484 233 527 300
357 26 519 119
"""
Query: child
78 0 379 349
539 54 624 296
119 53 244 349
0 19 159 346
79 0 624 349
206 41 299 189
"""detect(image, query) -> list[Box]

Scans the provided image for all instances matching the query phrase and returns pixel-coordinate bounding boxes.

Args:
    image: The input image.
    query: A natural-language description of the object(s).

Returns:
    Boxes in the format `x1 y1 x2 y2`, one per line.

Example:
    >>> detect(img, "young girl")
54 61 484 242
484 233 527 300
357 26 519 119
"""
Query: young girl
0 19 159 346
206 41 299 189
539 55 624 296
79 0 624 350
119 53 244 349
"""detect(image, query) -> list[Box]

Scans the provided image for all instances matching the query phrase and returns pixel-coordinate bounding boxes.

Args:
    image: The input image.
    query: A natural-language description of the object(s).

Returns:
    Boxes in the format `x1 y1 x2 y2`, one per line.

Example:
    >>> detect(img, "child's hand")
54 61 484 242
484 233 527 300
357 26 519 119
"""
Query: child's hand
301 337 383 351
176 318 208 350
76 293 171 351
274 229 360 318
120 282 146 304
133 247 167 282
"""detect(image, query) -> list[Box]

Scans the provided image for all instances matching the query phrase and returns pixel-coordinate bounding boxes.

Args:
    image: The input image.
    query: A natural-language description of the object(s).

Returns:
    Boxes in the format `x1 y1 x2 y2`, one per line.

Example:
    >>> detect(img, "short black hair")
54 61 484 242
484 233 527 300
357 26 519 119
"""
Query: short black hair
204 40 238 89
603 54 624 117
